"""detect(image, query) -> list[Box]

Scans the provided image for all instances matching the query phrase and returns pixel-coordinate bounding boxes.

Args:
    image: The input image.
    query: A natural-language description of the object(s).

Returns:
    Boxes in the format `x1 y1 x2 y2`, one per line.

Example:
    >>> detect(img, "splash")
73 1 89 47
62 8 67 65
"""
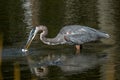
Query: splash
22 49 28 52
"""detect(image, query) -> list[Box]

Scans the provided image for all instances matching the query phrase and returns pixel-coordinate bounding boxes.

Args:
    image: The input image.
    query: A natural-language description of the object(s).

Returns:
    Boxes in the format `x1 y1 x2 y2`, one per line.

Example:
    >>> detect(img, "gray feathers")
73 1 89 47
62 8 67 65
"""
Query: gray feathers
59 25 110 45
39 25 110 45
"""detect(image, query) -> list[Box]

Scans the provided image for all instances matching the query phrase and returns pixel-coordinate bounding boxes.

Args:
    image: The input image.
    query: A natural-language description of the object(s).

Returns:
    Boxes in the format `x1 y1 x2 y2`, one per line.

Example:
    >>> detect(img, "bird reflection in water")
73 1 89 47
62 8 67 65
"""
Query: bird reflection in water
24 51 108 77
23 25 110 53
31 66 48 77
25 52 48 77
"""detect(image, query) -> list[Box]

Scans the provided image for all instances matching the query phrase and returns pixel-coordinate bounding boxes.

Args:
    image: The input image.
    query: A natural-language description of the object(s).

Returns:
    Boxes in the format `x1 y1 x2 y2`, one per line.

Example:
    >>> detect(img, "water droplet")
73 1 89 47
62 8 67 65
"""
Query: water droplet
22 49 28 52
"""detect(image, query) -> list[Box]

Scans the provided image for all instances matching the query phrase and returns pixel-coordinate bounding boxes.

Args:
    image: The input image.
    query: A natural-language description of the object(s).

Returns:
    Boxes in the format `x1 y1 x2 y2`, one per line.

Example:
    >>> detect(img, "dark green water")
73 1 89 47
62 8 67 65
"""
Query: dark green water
0 0 120 80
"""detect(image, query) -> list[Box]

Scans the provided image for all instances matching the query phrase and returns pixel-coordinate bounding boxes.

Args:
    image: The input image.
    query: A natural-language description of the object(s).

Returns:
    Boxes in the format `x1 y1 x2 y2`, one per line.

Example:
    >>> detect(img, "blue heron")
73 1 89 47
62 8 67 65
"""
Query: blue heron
23 25 110 52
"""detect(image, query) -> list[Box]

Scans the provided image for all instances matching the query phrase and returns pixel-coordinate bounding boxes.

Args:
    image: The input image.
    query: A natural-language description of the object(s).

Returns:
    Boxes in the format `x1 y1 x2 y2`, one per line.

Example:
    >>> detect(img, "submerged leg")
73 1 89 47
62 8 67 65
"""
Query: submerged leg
75 45 81 53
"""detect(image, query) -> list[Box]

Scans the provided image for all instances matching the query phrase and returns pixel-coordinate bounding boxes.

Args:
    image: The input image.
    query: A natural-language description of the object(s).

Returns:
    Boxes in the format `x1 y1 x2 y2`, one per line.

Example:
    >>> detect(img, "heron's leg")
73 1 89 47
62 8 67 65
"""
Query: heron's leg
75 45 80 53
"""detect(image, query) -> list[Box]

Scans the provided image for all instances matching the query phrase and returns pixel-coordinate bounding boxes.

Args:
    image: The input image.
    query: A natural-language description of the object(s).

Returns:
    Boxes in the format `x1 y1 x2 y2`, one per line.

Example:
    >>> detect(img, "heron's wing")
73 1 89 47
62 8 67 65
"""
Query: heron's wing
65 33 98 44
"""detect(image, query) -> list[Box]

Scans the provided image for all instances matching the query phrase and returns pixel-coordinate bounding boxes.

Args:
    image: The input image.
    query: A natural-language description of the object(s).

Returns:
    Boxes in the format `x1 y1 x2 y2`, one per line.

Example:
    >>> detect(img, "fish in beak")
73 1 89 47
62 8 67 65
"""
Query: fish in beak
24 27 37 50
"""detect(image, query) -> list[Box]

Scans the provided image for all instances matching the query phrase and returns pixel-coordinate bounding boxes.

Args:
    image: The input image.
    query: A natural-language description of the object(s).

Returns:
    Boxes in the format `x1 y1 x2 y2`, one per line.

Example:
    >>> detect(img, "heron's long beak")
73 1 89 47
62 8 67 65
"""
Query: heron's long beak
24 27 37 50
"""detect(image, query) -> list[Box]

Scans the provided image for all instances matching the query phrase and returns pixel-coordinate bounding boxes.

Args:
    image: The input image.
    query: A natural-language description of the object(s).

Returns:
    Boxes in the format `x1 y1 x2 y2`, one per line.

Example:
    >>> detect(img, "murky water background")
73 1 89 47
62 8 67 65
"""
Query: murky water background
0 0 120 80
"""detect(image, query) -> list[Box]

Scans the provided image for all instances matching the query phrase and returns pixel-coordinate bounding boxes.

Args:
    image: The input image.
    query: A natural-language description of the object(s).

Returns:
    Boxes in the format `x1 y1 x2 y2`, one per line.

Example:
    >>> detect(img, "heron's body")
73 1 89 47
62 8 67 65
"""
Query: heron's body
40 25 109 45
24 25 110 52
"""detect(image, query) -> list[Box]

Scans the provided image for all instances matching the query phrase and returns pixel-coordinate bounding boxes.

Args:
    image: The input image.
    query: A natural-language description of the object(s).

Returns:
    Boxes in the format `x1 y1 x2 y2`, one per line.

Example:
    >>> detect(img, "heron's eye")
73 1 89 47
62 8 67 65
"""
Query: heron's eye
29 27 36 35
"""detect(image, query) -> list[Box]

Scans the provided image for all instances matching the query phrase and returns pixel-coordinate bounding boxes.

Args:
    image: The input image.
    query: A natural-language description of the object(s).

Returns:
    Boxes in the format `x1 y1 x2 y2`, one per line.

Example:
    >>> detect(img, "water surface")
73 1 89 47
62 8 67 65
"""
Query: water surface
0 0 120 80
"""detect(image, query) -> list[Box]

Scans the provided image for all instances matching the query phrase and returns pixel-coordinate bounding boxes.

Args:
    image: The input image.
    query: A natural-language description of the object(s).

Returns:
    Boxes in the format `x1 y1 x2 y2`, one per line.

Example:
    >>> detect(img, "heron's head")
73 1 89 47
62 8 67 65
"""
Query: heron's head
24 25 47 50
36 25 47 31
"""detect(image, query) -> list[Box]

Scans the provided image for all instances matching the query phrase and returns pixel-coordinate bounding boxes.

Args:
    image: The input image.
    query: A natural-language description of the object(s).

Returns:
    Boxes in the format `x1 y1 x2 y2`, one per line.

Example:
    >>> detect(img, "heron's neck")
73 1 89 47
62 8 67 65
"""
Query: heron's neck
40 30 61 45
